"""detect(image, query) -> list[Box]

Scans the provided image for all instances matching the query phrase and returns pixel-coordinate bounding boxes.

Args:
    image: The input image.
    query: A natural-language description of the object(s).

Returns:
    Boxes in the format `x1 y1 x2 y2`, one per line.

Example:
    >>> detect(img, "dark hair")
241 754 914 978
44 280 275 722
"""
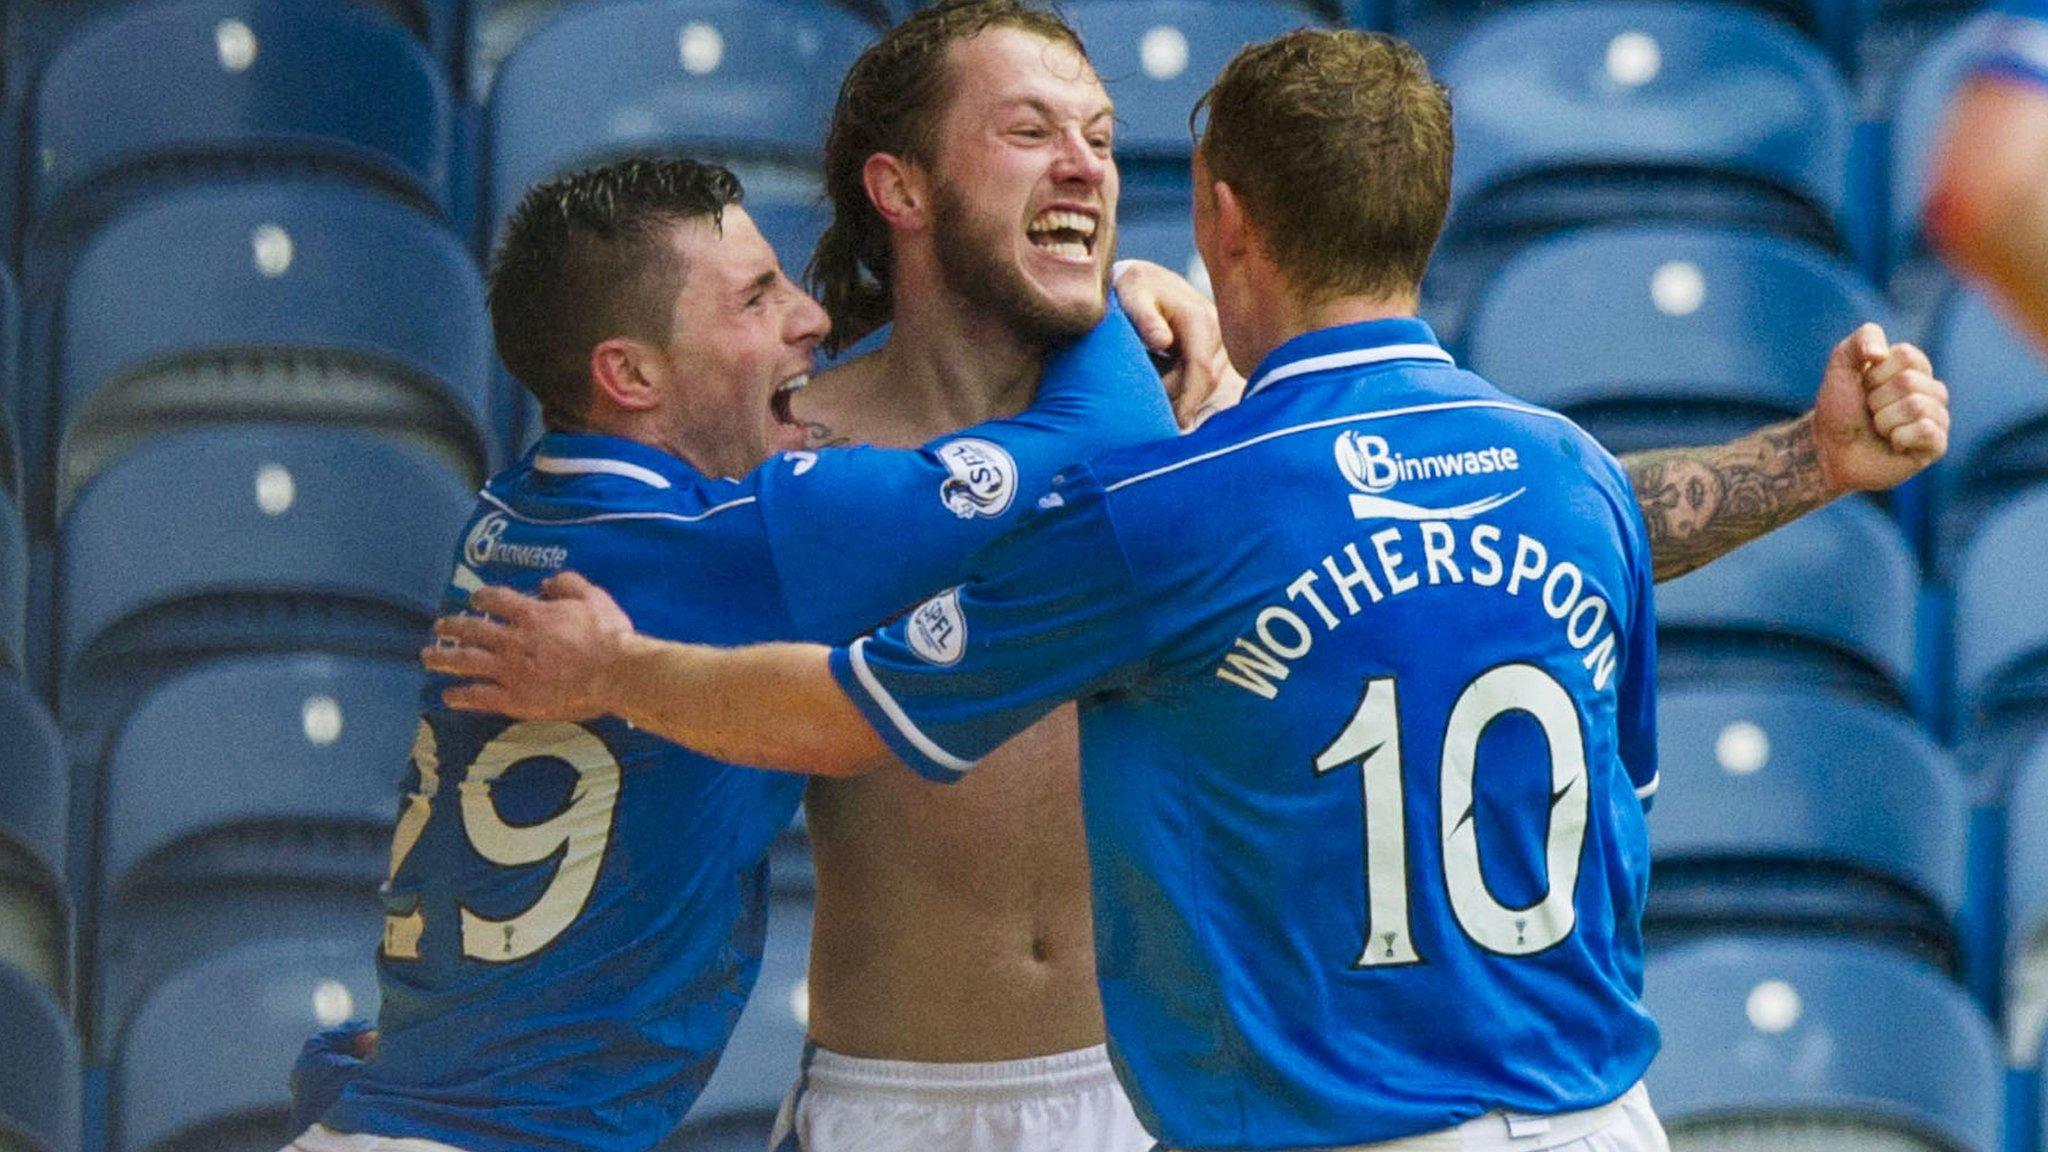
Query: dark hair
810 0 1088 353
1193 30 1452 302
488 157 744 428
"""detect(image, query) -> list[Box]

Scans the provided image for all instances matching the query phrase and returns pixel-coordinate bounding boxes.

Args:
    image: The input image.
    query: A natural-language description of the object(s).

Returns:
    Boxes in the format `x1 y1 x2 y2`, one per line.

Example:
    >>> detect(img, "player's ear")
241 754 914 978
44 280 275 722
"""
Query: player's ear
589 337 662 414
1211 178 1251 262
863 151 928 231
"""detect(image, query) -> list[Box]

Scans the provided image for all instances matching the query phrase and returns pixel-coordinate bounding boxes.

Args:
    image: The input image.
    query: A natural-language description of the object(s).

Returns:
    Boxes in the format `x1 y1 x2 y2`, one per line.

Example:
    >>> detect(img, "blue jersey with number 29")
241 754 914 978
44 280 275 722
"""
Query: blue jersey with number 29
832 318 1661 1150
318 306 1175 1152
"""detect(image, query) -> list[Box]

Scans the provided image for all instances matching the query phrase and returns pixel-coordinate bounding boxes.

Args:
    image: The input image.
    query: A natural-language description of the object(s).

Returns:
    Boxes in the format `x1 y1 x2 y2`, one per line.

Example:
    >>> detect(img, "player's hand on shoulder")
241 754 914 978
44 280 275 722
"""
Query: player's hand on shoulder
421 571 635 722
1813 322 1951 495
1113 258 1244 429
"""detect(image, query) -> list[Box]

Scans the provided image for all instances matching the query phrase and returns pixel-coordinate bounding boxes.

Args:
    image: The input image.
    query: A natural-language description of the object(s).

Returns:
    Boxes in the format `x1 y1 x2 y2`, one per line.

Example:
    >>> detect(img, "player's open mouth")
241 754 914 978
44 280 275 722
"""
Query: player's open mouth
1026 207 1098 261
771 373 808 428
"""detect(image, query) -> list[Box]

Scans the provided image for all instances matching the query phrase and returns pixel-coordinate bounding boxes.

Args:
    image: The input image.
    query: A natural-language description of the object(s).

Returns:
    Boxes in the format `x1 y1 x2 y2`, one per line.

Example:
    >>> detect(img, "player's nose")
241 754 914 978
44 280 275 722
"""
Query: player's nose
1051 125 1109 188
785 284 830 348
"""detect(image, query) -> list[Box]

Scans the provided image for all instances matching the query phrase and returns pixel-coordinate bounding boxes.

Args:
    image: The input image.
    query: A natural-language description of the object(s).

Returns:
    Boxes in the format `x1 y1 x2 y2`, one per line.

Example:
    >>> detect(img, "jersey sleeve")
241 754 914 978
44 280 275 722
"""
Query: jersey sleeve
1613 482 1660 812
757 301 1177 640
826 468 1153 783
1975 0 2048 88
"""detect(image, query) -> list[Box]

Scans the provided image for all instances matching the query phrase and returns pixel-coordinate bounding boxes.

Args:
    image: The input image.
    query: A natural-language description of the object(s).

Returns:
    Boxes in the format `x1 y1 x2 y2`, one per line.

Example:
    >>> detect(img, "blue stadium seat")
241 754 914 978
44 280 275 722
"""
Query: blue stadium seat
2001 733 2048 1077
0 961 81 1152
676 891 812 1148
29 0 452 233
1645 937 2000 1152
1888 15 1995 280
1953 488 2048 742
55 427 469 892
112 935 377 1152
1925 289 2048 568
1441 1 1858 268
1655 498 1920 714
91 655 418 1053
1395 0 1869 70
0 678 70 1008
1463 225 1892 453
485 0 871 231
1648 687 1966 971
1062 1 1326 206
53 183 495 514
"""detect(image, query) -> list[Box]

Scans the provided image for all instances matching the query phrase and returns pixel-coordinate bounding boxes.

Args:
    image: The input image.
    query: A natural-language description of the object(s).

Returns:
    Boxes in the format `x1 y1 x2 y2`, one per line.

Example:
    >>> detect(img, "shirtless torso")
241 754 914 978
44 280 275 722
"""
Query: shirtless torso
793 349 1104 1065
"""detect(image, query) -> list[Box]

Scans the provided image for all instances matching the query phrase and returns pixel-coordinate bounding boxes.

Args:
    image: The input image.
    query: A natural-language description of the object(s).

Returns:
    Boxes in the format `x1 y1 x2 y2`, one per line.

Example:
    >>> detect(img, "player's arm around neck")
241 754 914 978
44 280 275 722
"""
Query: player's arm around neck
424 572 890 778
1623 324 1950 582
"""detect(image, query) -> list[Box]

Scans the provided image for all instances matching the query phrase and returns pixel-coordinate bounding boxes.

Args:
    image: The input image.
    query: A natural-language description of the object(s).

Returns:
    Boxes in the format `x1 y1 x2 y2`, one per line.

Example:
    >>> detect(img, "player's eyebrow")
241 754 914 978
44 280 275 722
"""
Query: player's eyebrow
741 269 778 299
997 96 1117 128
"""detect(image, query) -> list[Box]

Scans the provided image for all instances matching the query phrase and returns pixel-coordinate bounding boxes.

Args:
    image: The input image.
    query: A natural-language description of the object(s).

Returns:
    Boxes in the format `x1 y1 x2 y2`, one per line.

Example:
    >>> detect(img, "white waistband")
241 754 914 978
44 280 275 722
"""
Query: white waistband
1275 1083 1648 1152
1165 1083 1648 1152
291 1125 473 1152
802 1042 1121 1103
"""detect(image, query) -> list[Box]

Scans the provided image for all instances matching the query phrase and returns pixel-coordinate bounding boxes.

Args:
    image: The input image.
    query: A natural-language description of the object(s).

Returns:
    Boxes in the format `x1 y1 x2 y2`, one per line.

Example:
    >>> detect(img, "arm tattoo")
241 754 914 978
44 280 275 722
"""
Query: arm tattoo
1622 414 1833 583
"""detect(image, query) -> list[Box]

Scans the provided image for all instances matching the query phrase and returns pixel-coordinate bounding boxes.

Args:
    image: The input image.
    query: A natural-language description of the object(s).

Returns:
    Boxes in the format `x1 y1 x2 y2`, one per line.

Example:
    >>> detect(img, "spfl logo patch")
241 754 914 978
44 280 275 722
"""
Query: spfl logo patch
907 588 967 665
937 439 1017 519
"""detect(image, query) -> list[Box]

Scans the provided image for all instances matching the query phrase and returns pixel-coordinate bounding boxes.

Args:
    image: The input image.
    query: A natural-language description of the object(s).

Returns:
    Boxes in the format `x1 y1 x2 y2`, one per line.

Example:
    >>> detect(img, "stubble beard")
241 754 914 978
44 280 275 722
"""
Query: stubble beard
930 177 1110 350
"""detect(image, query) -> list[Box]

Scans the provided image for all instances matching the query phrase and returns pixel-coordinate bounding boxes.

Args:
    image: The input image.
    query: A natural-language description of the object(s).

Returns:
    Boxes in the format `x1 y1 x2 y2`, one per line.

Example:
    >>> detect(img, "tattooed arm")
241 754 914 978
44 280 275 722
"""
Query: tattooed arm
1622 325 1952 583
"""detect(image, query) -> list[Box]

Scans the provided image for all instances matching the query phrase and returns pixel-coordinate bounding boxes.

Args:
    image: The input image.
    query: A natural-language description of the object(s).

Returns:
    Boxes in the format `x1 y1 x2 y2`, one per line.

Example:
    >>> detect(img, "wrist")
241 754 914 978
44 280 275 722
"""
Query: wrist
595 630 656 721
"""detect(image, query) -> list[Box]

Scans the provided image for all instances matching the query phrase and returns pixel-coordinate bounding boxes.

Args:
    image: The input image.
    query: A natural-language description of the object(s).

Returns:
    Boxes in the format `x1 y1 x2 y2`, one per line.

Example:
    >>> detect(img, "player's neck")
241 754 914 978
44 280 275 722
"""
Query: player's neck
1250 291 1422 368
871 290 1045 431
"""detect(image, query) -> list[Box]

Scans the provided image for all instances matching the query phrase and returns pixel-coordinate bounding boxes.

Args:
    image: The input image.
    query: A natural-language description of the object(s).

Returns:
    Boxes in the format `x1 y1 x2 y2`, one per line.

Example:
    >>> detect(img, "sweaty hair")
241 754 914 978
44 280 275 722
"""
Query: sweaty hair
488 157 744 429
1193 30 1452 303
811 0 1088 353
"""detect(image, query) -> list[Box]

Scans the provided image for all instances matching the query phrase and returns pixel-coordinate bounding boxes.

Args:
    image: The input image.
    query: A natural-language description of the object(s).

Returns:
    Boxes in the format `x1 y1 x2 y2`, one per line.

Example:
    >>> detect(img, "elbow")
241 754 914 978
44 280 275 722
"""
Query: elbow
1924 169 2005 280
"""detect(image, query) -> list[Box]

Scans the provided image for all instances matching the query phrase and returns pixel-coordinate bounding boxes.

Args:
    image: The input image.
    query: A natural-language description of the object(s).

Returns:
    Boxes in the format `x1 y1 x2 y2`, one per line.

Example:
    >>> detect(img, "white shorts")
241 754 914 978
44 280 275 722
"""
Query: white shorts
1183 1083 1668 1152
282 1124 472 1152
769 1042 1154 1152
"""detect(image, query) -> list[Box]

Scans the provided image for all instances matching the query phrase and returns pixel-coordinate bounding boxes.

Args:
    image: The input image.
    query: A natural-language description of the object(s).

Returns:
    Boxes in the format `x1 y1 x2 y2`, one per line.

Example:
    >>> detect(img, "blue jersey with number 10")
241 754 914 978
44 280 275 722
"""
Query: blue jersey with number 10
318 307 1175 1152
834 318 1660 1150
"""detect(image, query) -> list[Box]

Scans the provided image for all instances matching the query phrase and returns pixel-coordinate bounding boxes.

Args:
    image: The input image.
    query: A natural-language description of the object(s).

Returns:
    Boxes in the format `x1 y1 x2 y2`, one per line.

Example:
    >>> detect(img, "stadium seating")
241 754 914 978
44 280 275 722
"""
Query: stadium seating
1648 687 1966 971
676 890 813 1148
1392 0 1871 70
1925 288 2048 567
28 0 453 239
1434 0 1859 334
111 935 377 1152
55 426 469 909
485 0 872 230
1463 224 1893 453
0 678 70 1006
1654 497 1921 714
51 183 495 515
90 655 418 1053
0 961 81 1152
1953 487 2048 744
2003 733 2048 1076
1061 1 1328 207
1645 936 2001 1152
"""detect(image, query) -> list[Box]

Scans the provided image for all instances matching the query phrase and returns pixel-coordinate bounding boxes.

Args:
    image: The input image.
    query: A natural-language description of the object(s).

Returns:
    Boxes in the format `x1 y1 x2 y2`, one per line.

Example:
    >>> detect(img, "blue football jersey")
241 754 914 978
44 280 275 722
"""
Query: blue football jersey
832 318 1660 1150
1978 0 2048 87
319 306 1177 1152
